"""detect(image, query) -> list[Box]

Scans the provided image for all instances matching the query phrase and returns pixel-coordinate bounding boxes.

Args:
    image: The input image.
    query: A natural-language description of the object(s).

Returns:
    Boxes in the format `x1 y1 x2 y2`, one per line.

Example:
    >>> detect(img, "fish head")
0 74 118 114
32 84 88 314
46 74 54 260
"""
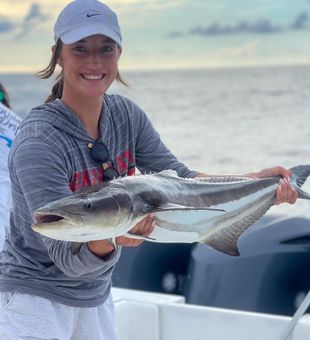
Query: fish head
32 186 134 241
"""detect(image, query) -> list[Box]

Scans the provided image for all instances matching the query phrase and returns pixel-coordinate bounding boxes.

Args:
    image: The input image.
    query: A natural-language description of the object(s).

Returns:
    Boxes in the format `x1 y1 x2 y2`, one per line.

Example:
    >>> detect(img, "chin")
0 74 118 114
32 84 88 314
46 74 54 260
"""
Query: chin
81 86 107 98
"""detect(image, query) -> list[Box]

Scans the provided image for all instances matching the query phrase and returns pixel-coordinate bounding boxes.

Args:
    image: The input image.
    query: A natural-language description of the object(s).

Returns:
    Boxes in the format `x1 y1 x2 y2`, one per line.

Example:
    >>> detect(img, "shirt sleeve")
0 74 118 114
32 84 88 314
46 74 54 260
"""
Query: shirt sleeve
0 145 11 249
129 101 198 178
11 137 120 278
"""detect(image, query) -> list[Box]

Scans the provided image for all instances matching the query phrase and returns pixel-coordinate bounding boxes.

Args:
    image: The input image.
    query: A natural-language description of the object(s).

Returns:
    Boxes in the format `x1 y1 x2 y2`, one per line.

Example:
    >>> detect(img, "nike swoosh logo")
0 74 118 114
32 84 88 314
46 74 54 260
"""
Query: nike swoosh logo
86 13 102 17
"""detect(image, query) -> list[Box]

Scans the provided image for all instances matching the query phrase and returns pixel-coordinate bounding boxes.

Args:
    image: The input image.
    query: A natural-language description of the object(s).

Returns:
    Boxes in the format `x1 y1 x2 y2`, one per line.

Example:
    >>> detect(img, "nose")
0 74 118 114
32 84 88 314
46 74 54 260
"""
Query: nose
87 50 103 67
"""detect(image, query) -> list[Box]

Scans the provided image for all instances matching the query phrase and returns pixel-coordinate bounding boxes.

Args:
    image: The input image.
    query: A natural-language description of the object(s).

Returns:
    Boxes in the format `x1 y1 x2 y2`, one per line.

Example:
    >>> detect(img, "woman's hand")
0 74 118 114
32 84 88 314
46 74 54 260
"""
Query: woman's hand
87 214 155 258
116 214 155 247
245 166 298 205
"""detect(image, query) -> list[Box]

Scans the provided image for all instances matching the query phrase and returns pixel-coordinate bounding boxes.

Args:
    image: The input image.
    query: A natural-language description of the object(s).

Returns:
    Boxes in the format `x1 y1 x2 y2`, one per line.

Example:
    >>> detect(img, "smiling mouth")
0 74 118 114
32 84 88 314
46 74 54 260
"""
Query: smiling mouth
82 74 105 80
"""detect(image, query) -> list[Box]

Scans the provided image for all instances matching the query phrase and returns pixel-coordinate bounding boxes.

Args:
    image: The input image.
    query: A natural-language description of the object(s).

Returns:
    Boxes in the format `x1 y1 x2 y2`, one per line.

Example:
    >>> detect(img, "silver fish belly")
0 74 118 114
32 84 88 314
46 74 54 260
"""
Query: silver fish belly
32 165 310 256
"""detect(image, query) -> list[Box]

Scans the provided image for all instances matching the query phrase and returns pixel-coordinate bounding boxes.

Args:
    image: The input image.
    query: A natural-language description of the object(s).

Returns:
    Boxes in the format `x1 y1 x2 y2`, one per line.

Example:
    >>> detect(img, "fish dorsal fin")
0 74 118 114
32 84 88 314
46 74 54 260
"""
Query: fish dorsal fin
195 176 253 184
157 170 178 177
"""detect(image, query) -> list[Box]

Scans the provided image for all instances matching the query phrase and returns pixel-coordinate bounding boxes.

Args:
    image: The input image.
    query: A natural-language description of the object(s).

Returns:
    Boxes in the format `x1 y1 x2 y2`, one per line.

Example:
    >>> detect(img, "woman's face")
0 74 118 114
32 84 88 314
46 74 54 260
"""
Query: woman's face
58 34 121 99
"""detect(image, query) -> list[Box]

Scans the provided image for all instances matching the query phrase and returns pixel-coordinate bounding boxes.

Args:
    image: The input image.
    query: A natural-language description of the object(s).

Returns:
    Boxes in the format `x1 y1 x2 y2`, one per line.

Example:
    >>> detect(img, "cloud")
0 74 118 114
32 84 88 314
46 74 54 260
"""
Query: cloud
16 3 49 39
24 3 48 23
23 3 49 31
291 11 309 29
189 19 282 36
166 31 184 38
167 12 310 39
0 3 49 39
0 18 15 34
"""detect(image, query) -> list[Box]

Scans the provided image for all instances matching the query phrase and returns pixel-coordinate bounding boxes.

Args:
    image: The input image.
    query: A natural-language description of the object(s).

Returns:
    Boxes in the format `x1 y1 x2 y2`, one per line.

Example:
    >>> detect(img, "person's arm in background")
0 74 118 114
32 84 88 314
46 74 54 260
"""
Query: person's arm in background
0 165 11 249
0 100 21 249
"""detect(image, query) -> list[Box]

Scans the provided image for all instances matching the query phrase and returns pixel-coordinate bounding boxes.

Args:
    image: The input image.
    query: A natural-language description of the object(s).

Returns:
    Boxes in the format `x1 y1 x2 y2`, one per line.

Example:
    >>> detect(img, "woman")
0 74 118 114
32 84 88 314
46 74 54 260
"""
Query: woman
0 0 297 339
0 83 21 250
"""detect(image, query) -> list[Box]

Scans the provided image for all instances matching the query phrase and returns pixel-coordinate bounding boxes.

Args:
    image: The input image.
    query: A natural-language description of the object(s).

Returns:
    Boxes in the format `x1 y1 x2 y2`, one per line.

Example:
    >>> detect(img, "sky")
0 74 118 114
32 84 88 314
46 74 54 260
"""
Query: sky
1 0 310 72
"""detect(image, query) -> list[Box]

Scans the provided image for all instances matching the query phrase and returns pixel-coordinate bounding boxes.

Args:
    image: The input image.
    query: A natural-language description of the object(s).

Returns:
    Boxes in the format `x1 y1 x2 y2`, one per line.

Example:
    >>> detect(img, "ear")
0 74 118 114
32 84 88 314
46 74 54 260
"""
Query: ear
52 45 64 67
117 47 122 60
57 57 64 68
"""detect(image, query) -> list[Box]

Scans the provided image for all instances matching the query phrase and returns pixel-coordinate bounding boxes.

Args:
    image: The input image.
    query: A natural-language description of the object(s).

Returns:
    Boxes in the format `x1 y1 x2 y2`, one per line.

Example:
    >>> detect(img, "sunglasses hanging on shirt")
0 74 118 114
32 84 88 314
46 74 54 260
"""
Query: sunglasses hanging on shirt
87 141 119 181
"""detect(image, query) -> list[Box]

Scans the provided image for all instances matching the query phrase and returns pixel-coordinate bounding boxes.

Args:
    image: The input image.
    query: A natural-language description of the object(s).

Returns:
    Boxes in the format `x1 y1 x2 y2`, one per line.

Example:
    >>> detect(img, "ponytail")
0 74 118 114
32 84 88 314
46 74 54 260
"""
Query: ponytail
36 40 64 103
46 73 64 103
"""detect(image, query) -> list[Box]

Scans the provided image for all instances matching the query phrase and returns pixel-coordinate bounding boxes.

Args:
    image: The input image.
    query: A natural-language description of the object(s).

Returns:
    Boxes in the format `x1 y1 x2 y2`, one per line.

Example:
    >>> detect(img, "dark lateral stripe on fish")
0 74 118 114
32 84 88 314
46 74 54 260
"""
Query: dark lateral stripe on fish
147 175 279 208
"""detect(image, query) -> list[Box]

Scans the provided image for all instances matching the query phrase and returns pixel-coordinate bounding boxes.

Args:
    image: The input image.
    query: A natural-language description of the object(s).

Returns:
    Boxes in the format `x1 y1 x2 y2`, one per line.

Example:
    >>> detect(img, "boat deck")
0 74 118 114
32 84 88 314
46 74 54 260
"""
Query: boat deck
112 288 310 340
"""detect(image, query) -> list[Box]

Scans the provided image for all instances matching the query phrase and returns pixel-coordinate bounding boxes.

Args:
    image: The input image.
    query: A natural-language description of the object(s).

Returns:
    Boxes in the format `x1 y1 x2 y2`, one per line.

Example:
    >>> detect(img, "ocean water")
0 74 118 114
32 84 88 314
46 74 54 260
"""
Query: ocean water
1 65 309 217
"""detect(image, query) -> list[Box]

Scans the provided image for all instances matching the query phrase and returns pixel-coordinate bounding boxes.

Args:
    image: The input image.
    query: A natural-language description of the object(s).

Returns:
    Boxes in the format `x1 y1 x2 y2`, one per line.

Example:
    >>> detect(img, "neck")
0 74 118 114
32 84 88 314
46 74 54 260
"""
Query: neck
62 91 104 140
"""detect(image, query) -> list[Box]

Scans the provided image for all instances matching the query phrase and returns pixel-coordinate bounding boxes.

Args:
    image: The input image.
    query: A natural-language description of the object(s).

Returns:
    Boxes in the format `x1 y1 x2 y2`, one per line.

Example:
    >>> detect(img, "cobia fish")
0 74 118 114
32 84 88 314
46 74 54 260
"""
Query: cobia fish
32 165 310 256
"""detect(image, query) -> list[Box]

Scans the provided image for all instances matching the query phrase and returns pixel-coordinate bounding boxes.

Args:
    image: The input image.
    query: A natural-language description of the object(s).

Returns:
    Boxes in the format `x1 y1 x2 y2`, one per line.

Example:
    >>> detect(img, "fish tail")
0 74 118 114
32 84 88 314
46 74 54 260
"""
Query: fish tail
295 187 310 200
289 165 310 200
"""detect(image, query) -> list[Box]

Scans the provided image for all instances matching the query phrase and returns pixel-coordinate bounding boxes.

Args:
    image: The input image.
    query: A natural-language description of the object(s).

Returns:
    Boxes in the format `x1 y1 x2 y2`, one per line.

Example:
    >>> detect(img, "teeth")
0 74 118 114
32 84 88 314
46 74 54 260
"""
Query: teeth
83 74 103 80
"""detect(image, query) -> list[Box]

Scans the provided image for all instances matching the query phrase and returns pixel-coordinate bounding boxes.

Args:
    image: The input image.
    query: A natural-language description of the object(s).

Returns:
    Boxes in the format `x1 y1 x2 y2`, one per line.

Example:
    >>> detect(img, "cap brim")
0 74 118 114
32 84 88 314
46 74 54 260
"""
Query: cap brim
60 24 122 47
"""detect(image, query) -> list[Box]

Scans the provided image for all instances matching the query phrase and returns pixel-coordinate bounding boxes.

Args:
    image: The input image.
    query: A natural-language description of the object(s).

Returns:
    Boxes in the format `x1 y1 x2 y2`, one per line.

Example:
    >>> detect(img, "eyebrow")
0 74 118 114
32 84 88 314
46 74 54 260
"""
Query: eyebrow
77 38 115 43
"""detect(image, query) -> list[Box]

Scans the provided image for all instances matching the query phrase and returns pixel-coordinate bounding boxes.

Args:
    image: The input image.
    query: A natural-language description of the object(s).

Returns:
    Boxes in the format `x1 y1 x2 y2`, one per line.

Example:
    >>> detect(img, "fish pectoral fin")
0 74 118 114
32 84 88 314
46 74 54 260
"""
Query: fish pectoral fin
153 208 224 227
69 242 84 255
152 203 225 213
124 232 156 241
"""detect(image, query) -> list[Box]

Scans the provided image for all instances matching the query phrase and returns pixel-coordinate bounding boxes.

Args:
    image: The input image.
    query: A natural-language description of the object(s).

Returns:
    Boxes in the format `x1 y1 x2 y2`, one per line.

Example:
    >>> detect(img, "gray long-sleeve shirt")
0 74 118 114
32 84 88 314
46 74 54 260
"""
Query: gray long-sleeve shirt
0 94 197 307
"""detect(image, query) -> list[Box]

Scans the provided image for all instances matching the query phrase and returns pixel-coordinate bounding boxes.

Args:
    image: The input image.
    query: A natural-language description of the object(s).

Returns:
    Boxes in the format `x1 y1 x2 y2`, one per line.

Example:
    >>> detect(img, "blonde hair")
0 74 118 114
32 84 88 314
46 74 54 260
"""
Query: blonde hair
37 39 127 103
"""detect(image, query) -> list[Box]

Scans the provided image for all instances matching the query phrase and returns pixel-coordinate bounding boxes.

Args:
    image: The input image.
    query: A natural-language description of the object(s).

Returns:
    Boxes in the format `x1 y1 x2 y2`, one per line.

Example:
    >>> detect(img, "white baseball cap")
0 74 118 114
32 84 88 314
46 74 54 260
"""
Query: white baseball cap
54 0 122 47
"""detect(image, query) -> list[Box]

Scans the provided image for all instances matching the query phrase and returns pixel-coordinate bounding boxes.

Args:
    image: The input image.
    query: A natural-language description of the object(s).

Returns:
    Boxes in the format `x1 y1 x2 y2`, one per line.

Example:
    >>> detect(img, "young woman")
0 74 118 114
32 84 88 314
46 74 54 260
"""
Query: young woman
0 0 297 339
0 83 21 250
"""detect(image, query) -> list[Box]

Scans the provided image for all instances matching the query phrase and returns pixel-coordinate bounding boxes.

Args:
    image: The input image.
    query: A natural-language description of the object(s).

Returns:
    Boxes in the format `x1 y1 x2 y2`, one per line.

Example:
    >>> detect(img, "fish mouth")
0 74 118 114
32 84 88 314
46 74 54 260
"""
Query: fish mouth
33 212 65 224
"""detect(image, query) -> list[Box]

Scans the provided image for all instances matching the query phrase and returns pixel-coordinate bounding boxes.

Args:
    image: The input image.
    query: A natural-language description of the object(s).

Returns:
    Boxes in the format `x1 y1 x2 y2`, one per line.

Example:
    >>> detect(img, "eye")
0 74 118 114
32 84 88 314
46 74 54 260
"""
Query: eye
102 46 112 52
101 44 117 55
85 201 93 210
73 45 87 53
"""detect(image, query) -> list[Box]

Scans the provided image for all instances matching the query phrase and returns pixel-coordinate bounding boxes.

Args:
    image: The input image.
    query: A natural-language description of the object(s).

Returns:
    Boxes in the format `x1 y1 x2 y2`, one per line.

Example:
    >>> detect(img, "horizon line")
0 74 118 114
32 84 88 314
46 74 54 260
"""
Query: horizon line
1 61 310 75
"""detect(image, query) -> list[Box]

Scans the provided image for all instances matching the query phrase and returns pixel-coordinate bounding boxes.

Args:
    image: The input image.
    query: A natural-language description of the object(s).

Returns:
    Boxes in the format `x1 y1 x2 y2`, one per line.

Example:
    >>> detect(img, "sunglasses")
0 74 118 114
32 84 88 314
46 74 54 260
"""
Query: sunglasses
87 141 120 180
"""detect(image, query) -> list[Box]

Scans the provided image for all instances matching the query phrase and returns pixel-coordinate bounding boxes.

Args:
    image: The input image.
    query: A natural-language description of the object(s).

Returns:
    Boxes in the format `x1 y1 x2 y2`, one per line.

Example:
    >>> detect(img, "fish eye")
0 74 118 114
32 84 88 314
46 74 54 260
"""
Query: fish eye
85 201 93 210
